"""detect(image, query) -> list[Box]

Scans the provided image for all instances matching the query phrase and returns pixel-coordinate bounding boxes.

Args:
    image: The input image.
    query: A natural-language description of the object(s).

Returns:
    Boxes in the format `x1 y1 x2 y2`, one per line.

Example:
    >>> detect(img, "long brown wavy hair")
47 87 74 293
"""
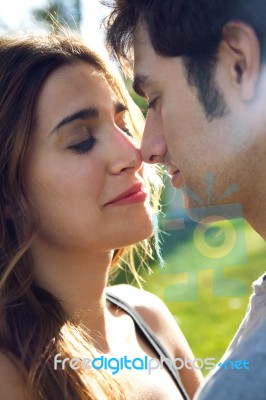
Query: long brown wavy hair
0 34 162 399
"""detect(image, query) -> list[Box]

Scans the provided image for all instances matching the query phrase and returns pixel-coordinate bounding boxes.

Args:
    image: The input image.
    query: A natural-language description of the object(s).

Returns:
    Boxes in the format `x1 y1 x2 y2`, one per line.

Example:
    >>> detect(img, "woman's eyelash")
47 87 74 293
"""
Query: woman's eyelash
121 127 133 137
68 137 96 154
68 124 132 155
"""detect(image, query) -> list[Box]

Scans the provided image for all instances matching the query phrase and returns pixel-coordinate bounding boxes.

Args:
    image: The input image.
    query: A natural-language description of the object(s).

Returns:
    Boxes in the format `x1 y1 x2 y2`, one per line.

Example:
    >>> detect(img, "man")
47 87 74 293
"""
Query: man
105 1 266 398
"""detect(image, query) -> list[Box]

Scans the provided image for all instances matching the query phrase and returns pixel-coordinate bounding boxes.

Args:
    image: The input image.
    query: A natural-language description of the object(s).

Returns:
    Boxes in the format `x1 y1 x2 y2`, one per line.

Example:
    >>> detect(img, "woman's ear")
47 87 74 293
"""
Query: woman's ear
222 21 261 101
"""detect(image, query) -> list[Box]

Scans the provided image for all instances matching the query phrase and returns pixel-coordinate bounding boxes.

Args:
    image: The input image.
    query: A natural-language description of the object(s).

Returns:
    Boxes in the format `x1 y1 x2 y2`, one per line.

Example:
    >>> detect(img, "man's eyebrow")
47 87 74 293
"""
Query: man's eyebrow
133 75 151 97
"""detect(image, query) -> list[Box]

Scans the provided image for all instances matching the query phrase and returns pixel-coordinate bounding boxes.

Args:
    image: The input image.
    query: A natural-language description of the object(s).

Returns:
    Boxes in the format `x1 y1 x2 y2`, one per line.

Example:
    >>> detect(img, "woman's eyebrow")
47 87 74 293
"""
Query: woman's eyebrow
50 108 99 135
50 102 128 136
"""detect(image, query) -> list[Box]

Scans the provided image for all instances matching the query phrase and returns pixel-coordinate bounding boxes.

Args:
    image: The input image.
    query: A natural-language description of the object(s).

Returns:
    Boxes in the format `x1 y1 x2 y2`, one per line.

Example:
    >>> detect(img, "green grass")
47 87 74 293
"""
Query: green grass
141 219 266 374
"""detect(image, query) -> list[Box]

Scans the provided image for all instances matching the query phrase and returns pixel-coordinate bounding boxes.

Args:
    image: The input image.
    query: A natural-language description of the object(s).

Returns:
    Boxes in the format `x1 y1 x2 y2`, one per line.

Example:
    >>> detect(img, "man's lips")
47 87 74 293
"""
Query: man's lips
168 169 184 189
167 167 180 177
104 182 147 206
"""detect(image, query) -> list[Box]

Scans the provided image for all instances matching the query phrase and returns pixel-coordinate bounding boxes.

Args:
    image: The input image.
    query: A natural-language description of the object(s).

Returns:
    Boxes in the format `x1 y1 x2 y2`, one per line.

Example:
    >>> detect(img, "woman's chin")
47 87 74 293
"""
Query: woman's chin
116 219 154 248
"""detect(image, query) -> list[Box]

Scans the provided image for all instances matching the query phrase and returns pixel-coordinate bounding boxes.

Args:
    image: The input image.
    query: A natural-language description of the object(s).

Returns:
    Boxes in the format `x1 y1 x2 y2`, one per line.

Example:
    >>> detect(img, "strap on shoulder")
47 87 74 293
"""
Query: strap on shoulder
106 291 189 400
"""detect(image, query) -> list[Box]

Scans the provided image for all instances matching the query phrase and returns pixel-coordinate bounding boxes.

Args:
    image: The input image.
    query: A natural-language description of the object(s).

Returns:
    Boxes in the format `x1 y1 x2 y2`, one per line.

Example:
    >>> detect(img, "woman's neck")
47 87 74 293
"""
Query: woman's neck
30 239 114 350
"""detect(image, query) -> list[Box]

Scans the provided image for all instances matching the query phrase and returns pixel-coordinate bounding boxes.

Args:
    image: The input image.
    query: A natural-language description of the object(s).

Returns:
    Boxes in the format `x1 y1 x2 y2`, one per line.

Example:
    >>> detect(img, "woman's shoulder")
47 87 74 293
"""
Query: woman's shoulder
106 284 186 358
0 352 28 399
106 284 168 321
106 284 204 398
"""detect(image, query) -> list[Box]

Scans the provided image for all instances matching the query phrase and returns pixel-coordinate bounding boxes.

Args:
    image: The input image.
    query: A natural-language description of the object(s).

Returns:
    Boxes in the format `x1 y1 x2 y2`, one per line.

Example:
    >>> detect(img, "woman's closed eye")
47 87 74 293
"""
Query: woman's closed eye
67 120 134 155
68 136 96 154
120 126 133 138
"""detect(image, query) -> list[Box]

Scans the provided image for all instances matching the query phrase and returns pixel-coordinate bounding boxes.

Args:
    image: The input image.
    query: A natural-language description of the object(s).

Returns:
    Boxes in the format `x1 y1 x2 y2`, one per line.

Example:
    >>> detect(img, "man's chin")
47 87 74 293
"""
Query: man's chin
184 202 243 224
182 195 208 223
185 207 222 223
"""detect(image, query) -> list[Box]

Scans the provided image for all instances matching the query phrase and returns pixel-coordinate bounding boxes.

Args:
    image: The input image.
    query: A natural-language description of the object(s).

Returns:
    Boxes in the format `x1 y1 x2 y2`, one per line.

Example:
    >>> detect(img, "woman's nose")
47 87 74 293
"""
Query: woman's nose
108 127 142 175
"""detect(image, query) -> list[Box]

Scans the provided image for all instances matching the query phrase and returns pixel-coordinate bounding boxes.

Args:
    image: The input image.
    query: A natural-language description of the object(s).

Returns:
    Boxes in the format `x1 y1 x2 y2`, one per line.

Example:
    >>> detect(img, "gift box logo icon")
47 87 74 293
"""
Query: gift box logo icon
160 173 248 302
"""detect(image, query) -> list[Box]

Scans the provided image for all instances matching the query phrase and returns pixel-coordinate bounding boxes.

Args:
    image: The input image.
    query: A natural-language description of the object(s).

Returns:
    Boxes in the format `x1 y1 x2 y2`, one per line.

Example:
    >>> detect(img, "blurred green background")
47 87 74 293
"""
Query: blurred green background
142 220 266 374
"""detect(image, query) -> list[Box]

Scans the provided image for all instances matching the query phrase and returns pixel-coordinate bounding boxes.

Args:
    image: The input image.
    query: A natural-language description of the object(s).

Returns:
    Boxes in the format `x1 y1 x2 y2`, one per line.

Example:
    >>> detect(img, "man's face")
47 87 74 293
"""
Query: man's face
133 20 259 218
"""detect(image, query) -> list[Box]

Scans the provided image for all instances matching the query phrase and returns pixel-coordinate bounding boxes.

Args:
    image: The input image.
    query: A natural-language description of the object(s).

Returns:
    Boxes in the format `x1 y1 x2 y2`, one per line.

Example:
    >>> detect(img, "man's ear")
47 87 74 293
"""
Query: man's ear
222 21 261 101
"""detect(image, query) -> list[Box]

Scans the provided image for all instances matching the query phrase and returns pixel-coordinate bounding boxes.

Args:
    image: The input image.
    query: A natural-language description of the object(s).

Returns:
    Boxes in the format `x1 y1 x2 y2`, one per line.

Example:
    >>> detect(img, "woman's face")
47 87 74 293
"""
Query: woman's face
24 62 153 253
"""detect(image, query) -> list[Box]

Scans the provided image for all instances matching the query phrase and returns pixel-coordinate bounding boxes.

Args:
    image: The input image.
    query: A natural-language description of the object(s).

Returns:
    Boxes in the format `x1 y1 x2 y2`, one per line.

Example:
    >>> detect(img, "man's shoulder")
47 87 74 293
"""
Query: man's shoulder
195 321 266 400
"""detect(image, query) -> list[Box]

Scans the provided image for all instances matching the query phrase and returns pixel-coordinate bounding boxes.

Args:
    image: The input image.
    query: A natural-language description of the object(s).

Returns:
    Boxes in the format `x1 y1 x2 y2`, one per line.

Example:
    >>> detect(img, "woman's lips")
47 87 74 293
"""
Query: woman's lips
105 183 147 206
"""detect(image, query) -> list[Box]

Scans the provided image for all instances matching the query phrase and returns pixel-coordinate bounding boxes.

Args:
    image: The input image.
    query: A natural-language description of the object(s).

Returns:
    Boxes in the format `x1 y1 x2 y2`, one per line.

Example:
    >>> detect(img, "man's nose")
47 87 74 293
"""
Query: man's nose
140 117 167 164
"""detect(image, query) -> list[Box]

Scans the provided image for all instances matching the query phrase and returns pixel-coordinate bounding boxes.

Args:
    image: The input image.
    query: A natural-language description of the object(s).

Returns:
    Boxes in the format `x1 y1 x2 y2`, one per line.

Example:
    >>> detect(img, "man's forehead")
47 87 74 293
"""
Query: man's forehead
133 44 153 92
134 17 150 45
133 17 179 94
133 43 160 97
133 18 154 63
133 30 156 84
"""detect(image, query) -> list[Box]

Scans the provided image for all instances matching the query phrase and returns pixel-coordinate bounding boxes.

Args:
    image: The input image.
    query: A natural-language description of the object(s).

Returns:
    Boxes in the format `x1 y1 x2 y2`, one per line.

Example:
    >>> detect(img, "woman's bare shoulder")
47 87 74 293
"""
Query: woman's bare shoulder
106 284 186 354
106 283 164 315
0 352 28 400
107 284 203 397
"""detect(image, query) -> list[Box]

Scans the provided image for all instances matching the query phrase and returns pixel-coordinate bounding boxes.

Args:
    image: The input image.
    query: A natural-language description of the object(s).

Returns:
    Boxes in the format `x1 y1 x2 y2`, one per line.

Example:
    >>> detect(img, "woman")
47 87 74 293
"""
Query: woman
0 34 203 399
